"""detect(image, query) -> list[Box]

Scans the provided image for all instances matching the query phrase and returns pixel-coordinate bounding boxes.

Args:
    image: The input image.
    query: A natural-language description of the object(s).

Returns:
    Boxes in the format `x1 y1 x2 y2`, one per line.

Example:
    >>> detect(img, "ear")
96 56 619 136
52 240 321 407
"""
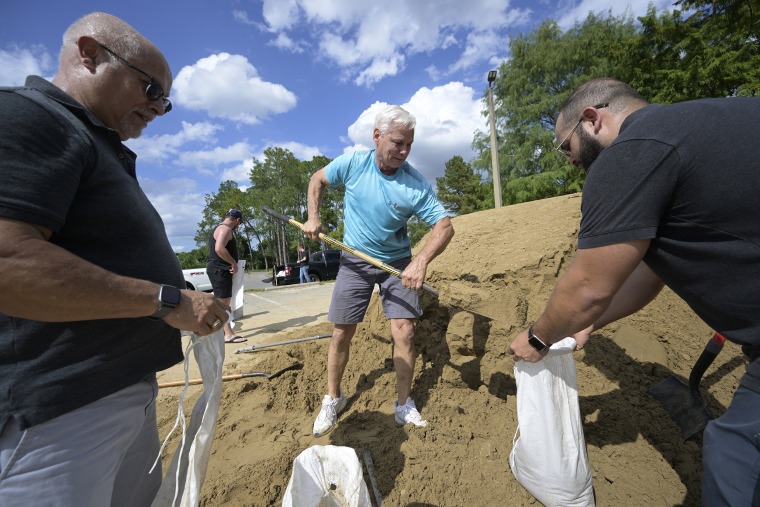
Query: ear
372 128 381 145
76 36 102 72
581 105 605 135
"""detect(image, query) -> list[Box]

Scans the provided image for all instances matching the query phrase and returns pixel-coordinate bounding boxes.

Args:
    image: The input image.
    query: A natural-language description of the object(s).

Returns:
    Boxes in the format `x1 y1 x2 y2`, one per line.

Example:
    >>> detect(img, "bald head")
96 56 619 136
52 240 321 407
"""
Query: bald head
557 78 649 132
52 12 172 140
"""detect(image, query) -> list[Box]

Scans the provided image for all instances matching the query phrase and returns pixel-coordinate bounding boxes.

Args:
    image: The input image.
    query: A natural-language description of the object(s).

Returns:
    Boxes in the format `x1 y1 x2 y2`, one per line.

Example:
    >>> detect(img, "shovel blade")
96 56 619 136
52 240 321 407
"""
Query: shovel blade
648 375 712 440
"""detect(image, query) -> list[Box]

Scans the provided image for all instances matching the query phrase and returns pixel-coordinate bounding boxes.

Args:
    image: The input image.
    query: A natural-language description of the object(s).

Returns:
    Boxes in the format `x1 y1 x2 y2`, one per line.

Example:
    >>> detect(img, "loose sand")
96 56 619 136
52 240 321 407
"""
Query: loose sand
156 193 747 506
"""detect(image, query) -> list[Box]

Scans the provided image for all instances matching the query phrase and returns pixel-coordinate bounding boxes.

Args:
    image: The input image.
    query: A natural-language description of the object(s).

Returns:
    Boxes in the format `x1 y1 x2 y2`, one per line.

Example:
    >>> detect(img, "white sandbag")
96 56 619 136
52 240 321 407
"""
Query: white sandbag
151 324 226 507
282 445 372 507
509 337 595 506
231 260 245 321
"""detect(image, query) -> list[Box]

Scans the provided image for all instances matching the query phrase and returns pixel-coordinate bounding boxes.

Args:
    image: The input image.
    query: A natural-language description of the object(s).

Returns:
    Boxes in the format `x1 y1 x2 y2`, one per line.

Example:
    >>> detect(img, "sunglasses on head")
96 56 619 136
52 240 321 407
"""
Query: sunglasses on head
98 43 172 113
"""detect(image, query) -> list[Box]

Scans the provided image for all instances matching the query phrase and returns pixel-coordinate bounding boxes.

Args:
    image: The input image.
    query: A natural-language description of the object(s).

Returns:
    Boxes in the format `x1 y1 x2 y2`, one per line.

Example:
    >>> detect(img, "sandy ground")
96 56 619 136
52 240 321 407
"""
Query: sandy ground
155 193 747 506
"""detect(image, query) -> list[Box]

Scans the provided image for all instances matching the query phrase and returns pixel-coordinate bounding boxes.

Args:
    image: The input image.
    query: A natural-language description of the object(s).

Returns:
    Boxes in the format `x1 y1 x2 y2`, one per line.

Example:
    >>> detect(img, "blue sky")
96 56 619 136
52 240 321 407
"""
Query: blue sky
1 0 674 252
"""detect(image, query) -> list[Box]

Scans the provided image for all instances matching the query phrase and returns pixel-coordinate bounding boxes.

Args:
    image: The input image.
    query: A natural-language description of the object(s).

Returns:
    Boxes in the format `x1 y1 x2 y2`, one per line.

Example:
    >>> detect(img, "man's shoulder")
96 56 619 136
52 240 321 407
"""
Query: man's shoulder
331 149 373 166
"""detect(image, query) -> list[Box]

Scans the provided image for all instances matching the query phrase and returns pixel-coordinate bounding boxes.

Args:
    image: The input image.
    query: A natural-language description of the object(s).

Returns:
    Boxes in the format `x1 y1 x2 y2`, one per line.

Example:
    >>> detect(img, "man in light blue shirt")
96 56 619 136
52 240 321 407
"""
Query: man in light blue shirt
304 105 454 437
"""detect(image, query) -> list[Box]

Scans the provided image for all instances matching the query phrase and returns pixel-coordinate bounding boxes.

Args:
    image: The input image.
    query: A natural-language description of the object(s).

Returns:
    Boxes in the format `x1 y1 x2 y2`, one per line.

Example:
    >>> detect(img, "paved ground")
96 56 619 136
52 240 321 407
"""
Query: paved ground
159 281 335 383
233 281 334 346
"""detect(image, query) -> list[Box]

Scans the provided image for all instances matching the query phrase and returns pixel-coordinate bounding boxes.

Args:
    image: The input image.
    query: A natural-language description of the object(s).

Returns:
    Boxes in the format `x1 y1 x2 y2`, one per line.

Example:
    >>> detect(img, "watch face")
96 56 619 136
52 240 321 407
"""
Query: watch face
528 335 548 351
161 285 182 306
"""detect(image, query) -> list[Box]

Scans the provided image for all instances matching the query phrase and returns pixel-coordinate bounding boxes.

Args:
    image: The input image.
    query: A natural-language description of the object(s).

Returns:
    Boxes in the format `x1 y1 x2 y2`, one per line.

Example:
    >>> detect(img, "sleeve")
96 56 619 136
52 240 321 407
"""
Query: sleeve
578 139 680 249
413 177 448 227
0 92 88 232
324 153 352 187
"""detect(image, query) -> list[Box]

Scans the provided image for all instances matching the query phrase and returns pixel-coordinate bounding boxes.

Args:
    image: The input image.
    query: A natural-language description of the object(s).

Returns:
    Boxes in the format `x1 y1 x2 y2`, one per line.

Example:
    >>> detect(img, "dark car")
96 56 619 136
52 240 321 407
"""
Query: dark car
272 249 341 286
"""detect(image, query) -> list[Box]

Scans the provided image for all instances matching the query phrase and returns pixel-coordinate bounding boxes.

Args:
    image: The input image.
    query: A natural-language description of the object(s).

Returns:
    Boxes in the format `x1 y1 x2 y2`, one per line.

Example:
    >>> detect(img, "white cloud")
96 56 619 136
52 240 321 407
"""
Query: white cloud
258 0 533 86
231 9 257 26
0 45 55 86
555 0 675 30
178 141 254 168
261 0 302 30
140 177 206 252
344 82 484 182
172 53 298 124
268 33 305 53
126 121 223 163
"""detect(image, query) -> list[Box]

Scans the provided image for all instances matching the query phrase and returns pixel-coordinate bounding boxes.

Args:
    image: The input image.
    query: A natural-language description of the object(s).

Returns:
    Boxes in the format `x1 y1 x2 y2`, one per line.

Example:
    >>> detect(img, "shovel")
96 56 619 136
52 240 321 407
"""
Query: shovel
261 207 506 322
648 331 726 439
158 363 303 388
262 206 439 297
234 333 332 354
159 372 272 388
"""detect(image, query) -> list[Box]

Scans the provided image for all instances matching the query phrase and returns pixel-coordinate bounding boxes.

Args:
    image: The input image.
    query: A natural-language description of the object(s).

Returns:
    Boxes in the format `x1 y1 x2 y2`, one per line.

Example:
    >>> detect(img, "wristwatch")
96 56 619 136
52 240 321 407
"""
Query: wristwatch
150 284 181 319
527 325 549 352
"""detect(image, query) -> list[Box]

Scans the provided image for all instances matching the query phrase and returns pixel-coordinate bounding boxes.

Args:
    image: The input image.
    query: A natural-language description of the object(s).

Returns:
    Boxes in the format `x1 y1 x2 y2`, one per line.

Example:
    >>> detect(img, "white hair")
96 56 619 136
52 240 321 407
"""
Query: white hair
374 105 416 135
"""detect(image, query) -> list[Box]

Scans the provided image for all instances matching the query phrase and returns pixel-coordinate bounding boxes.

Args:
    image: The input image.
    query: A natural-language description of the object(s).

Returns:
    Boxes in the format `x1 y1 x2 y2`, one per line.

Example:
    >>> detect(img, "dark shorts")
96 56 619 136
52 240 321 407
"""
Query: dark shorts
327 252 422 324
207 264 233 298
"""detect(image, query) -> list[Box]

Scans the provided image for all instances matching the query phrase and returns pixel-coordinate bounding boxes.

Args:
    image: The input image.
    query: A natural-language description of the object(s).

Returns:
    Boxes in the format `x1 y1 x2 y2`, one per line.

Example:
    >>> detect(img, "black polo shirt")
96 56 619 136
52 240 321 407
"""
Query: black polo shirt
578 98 760 392
0 76 184 430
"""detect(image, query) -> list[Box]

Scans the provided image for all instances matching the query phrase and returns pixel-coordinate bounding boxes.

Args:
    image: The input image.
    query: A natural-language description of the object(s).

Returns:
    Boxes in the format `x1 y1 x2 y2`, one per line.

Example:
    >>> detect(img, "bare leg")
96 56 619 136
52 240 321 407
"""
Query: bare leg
219 296 234 339
327 323 356 398
391 318 416 404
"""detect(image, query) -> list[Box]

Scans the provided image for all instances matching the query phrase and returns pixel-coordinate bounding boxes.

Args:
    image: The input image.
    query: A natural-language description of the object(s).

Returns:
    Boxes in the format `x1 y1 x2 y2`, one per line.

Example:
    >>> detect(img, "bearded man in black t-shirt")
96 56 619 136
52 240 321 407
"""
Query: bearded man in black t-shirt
508 77 760 506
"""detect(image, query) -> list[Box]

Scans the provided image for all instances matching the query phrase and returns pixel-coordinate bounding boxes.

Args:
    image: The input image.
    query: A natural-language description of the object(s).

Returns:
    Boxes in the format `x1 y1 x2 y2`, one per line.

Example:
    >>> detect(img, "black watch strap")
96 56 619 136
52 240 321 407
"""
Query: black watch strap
527 325 549 352
150 285 181 319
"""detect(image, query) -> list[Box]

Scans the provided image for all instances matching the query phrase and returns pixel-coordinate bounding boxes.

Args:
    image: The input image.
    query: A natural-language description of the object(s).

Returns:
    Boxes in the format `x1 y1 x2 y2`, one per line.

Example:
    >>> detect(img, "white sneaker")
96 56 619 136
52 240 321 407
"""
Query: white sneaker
312 391 347 437
394 397 427 427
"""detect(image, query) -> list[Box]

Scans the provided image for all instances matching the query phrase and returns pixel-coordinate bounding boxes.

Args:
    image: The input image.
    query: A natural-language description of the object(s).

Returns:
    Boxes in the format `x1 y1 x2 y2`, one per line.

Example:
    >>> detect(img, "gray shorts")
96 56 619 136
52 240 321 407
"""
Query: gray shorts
327 252 422 324
0 378 161 507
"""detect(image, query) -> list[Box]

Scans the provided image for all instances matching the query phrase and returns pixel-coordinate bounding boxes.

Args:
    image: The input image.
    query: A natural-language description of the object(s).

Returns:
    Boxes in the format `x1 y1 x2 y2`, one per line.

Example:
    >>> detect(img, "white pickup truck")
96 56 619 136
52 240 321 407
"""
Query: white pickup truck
182 268 212 291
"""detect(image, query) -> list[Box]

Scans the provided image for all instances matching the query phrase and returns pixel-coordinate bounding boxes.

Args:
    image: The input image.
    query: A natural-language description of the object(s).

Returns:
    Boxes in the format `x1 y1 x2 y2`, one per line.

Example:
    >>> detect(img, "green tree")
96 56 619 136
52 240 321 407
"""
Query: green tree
248 147 306 265
435 156 488 215
631 1 760 102
472 12 639 204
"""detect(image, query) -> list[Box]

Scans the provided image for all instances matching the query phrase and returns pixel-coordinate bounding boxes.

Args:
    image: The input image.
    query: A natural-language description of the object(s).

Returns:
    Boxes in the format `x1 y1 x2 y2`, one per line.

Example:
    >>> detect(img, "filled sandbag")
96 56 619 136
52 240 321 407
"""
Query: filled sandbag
509 337 595 506
283 445 372 507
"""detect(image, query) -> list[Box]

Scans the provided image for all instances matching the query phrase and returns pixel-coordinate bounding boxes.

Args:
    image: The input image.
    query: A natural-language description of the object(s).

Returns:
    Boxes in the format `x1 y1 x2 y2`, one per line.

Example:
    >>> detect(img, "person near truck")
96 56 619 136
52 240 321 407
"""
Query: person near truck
507 77 760 506
303 105 454 436
207 208 246 343
297 244 309 284
0 12 229 506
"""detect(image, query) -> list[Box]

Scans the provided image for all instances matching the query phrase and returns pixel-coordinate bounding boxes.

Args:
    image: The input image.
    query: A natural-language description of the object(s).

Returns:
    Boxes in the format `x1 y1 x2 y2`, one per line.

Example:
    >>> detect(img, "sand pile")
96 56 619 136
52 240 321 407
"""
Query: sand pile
156 193 747 506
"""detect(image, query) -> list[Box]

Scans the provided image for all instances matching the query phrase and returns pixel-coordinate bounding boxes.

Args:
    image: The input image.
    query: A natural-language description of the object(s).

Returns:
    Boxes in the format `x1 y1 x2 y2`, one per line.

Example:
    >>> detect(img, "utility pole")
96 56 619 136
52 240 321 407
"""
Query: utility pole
487 70 502 208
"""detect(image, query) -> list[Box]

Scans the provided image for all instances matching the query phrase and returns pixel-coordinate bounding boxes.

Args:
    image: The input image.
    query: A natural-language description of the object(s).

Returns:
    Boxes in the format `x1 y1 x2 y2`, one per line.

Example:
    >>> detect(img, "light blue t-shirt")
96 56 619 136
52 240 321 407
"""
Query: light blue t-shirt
325 149 447 263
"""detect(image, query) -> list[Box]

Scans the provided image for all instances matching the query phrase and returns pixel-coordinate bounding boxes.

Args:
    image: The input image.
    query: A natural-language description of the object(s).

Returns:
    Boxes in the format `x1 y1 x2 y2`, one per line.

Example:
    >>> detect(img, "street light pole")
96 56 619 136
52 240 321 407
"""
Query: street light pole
487 70 502 208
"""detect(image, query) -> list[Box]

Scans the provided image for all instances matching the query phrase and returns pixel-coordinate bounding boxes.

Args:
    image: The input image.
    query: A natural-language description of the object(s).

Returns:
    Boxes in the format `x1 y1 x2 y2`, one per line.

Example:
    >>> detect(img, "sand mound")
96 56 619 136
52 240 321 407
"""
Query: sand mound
156 193 747 506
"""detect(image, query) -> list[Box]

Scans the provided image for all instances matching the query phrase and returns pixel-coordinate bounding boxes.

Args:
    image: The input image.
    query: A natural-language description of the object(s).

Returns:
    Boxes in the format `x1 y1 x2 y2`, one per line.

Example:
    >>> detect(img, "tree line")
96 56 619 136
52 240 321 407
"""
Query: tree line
178 0 759 270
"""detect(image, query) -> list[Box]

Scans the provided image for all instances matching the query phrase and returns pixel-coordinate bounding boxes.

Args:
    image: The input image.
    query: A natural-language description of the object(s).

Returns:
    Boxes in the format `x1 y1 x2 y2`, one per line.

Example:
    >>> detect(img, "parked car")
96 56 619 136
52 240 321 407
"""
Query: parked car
182 268 213 291
272 249 341 286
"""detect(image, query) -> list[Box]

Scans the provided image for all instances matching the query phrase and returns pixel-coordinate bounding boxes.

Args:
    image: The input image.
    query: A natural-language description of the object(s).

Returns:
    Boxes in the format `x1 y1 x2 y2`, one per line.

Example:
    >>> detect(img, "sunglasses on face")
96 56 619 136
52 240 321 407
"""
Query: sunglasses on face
98 43 172 113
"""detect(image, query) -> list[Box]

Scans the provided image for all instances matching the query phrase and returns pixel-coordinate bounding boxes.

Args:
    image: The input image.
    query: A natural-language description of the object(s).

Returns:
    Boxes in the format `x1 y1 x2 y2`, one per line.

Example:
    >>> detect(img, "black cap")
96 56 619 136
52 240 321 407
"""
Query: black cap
227 209 243 219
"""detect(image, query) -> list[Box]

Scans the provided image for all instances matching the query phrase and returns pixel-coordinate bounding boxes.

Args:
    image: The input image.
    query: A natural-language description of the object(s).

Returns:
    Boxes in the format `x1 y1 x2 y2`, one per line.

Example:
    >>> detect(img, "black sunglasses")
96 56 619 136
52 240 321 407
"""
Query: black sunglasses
98 43 172 113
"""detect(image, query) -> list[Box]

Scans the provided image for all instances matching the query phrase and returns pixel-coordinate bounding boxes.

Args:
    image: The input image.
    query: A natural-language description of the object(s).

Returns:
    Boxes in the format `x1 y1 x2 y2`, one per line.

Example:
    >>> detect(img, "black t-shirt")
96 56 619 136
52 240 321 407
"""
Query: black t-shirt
0 77 184 430
578 98 760 391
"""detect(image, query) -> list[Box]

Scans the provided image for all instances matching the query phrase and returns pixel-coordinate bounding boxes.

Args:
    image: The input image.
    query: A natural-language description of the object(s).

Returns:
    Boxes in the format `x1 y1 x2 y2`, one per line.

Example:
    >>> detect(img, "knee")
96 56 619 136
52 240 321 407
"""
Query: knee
331 326 356 350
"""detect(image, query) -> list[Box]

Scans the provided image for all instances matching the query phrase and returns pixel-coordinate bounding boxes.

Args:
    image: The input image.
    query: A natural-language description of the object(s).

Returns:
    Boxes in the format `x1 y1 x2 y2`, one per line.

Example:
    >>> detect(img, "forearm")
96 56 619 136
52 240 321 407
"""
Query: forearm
307 173 326 221
413 217 454 267
532 240 651 344
0 236 158 321
590 261 664 330
533 269 610 344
